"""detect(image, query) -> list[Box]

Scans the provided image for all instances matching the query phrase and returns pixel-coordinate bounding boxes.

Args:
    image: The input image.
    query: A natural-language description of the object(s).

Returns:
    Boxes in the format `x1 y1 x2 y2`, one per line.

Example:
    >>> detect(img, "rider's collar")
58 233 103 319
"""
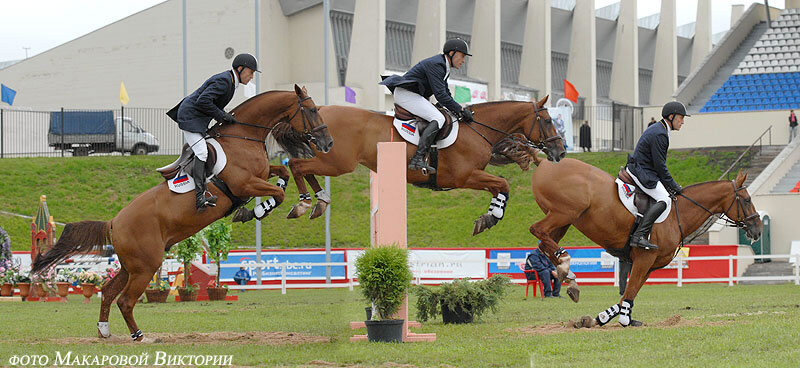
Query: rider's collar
231 69 240 91
443 54 451 80
660 119 671 135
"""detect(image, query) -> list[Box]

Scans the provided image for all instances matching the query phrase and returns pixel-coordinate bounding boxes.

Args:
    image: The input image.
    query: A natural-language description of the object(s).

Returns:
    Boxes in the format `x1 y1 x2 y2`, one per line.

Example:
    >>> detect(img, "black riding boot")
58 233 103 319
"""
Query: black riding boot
408 122 440 174
192 159 217 211
630 201 667 250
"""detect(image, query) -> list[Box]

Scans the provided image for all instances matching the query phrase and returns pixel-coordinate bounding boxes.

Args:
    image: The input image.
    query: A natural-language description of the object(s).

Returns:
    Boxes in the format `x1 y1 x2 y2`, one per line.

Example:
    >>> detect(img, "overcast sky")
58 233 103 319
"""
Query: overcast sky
0 0 787 62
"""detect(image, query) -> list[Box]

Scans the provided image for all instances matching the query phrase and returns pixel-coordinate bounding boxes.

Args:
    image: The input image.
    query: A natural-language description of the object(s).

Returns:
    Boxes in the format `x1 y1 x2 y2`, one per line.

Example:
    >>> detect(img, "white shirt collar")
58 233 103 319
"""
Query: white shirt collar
231 69 240 91
443 54 451 80
660 119 671 136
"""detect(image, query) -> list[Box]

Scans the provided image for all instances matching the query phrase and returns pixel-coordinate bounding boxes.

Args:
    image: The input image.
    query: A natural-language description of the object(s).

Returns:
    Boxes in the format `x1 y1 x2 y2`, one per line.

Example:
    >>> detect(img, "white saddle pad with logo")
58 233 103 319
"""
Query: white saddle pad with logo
392 117 459 149
167 138 227 194
615 179 670 223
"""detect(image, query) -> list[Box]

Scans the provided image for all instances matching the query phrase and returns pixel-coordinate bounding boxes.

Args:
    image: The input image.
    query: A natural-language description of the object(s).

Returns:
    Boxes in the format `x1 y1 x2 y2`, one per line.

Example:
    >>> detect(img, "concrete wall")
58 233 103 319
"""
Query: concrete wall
668 109 791 149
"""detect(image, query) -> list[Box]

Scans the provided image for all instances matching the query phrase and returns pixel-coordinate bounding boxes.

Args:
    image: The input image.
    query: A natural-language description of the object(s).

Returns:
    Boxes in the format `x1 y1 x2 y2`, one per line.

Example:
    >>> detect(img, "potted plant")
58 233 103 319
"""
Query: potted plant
414 275 510 324
78 270 102 303
204 221 234 301
55 268 76 299
355 246 414 343
145 279 171 303
0 261 17 297
32 268 57 300
16 270 31 300
171 233 203 302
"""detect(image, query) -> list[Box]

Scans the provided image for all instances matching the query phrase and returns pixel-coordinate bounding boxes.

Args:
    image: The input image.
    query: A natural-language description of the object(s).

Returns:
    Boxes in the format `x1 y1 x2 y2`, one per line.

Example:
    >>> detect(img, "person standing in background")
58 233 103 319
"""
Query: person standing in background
789 110 797 143
579 120 591 152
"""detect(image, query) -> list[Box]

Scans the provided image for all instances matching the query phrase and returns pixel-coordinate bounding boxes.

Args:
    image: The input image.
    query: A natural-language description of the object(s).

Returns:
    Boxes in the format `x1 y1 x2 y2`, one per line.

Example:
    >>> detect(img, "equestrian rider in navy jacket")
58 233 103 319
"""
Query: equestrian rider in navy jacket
625 101 689 250
380 39 474 174
167 53 260 211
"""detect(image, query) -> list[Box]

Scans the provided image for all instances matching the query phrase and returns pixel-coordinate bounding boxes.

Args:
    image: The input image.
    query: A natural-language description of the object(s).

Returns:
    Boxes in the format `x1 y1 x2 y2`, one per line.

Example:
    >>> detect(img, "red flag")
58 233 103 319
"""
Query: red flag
563 79 579 103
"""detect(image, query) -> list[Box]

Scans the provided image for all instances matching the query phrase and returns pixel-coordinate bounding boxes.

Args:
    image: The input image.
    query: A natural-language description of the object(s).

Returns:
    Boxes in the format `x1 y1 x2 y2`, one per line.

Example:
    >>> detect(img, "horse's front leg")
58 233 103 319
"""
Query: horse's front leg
232 176 286 223
530 212 579 302
461 169 510 235
303 174 330 219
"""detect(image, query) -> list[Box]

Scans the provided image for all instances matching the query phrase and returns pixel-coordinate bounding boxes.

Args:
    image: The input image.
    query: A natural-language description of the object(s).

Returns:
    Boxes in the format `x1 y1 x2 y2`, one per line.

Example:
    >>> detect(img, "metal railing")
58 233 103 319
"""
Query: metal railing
718 125 773 180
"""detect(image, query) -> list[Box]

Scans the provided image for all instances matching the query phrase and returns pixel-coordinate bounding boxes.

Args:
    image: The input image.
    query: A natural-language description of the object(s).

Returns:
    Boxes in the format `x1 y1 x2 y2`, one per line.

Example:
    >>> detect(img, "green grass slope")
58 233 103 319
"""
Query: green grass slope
0 151 725 251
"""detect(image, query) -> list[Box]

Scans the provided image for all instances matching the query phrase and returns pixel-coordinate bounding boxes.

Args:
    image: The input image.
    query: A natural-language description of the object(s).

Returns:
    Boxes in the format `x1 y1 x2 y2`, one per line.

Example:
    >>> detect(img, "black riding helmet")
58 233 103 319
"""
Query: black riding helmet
443 38 472 57
232 53 261 77
661 101 690 122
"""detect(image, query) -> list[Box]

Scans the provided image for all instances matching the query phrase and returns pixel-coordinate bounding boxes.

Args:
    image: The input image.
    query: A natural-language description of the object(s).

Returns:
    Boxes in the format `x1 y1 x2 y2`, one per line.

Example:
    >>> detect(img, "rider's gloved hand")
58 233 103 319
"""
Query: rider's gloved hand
460 108 474 123
221 112 237 124
669 184 683 196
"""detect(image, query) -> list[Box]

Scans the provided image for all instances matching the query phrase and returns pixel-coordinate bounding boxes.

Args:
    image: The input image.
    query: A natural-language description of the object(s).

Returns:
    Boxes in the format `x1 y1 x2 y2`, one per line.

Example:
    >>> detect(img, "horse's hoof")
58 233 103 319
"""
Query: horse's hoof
567 286 580 303
97 330 110 339
287 200 312 219
629 319 644 327
309 200 329 219
572 315 595 329
472 214 499 236
136 336 159 344
232 207 254 223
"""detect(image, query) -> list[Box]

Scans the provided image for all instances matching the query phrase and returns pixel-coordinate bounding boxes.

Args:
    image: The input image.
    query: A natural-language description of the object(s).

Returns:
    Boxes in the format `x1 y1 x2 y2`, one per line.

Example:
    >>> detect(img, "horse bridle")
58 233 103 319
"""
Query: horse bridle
213 95 327 144
674 180 759 246
465 102 562 150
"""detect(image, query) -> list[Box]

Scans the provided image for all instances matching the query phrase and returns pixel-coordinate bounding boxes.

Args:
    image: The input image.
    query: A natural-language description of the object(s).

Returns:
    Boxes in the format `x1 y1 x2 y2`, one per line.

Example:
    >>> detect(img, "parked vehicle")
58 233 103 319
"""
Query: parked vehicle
48 111 159 156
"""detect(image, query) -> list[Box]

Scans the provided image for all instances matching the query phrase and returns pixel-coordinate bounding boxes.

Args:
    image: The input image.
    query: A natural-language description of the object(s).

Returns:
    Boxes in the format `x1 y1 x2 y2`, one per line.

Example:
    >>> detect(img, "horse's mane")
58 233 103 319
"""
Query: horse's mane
271 123 315 159
230 90 285 113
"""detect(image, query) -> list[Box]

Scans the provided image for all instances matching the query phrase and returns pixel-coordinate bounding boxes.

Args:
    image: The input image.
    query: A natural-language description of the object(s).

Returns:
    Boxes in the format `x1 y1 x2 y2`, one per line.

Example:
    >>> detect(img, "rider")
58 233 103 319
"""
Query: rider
625 101 688 250
380 39 474 174
167 53 260 211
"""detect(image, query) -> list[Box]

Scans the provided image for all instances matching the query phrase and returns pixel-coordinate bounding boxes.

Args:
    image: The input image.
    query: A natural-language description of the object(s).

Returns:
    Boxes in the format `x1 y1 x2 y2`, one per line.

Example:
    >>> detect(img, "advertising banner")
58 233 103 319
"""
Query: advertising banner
223 251 346 281
346 249 486 279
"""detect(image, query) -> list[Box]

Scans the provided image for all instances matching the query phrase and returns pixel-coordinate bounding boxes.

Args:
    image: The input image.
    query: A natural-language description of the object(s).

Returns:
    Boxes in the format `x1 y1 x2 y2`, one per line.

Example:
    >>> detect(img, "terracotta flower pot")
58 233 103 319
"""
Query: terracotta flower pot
34 283 48 299
17 283 31 299
177 287 197 302
0 283 12 297
206 287 228 301
144 289 170 303
81 283 96 303
56 282 71 298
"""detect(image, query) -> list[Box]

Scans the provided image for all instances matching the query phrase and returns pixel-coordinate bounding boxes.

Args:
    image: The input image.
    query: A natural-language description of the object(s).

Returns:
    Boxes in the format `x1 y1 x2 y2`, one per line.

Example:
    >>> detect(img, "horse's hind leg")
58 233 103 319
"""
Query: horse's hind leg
287 160 313 219
530 213 579 302
303 175 330 219
97 267 129 338
117 269 158 342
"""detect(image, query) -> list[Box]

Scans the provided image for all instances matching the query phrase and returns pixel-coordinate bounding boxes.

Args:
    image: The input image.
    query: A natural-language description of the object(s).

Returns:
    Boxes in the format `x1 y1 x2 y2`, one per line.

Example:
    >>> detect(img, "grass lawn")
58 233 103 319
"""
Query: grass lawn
0 151 729 251
0 283 798 367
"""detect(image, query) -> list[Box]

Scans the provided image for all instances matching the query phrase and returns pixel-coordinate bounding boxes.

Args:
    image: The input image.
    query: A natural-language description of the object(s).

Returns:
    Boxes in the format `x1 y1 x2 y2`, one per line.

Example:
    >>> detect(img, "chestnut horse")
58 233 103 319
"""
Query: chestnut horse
528 157 762 326
276 96 565 235
31 86 332 342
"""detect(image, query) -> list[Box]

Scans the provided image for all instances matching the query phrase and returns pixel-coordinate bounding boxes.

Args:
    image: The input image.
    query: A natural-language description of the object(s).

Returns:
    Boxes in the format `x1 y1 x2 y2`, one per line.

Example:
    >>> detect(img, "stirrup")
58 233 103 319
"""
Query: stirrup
630 236 658 250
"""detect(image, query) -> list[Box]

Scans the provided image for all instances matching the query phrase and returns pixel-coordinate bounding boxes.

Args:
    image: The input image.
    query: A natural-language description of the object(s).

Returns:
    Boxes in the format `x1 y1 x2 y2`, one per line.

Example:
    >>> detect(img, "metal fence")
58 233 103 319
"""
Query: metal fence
0 107 182 158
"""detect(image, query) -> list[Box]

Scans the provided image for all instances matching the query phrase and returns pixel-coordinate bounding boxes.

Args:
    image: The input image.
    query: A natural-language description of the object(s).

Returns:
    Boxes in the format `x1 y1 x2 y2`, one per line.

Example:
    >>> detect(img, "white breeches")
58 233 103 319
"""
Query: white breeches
626 167 671 218
393 87 446 129
183 130 208 162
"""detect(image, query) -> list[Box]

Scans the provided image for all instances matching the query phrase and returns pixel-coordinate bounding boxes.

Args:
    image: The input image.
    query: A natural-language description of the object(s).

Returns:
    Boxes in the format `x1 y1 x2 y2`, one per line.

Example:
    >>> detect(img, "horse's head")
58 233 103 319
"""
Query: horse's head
525 95 565 162
289 85 333 153
724 170 762 241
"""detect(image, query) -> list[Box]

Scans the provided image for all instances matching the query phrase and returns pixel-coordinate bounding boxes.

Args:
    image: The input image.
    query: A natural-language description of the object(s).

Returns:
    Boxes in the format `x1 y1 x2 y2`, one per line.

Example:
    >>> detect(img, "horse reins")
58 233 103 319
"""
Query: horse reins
212 95 327 145
463 102 562 150
673 180 759 248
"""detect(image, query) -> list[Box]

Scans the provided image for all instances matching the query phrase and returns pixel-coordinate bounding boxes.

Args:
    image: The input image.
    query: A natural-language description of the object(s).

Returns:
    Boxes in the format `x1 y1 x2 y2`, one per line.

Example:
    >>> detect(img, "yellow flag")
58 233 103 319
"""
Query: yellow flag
119 81 130 105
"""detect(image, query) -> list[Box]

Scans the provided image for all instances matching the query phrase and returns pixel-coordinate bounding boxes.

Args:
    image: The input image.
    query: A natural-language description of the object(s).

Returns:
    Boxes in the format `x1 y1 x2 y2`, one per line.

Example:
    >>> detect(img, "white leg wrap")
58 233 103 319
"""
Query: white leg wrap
254 197 278 219
618 300 633 326
315 190 331 203
488 192 508 219
595 304 620 326
276 178 287 190
98 322 110 337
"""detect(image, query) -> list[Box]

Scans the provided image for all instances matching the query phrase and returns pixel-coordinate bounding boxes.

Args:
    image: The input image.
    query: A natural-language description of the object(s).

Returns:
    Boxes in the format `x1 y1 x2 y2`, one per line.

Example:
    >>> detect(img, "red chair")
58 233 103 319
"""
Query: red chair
518 262 544 299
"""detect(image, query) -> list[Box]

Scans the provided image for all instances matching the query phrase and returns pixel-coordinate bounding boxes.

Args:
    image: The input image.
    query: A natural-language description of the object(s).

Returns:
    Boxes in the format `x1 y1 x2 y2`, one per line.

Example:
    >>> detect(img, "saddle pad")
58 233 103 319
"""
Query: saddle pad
615 179 670 223
167 138 227 194
392 118 459 149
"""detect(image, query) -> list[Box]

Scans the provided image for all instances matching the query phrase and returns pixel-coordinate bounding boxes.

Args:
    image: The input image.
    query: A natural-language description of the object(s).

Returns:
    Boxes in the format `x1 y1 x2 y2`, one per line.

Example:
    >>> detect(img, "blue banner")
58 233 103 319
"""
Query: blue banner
488 248 613 274
221 251 346 280
1 84 16 106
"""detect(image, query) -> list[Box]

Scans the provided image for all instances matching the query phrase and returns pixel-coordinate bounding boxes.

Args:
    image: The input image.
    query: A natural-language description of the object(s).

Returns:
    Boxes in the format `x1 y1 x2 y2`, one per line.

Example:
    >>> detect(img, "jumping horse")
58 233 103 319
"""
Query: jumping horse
274 96 566 236
527 156 762 326
31 86 333 342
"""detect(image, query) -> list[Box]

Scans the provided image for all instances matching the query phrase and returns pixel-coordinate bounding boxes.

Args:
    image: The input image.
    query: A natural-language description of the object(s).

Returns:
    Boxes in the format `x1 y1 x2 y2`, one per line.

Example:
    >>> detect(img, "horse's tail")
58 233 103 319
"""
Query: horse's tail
31 220 111 274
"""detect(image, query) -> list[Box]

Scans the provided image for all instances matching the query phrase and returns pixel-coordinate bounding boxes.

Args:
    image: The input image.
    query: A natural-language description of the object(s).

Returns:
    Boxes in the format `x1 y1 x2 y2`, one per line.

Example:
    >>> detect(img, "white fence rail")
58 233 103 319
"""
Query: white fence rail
217 254 800 294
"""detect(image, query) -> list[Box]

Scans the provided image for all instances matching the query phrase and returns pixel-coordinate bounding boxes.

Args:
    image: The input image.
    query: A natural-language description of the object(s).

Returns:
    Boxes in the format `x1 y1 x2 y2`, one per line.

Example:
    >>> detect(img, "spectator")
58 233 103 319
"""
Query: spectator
648 117 657 127
553 114 568 150
789 110 797 143
579 120 592 152
524 249 561 298
233 267 251 292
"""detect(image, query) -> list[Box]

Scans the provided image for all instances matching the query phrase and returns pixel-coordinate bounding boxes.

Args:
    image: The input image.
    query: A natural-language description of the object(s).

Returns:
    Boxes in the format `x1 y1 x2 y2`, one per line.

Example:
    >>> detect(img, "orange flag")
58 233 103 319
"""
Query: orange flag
563 79 579 103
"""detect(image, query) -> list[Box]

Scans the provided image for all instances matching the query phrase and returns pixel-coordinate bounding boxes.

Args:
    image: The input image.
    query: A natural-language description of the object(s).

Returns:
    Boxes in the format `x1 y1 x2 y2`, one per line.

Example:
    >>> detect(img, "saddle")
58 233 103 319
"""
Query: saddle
393 103 455 141
617 167 656 216
157 143 218 181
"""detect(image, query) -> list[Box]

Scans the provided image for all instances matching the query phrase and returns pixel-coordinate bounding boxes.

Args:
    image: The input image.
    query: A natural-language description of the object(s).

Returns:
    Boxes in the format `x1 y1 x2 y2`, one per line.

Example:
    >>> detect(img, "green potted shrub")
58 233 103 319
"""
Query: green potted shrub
355 246 413 343
204 220 233 301
414 275 510 324
171 233 203 302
